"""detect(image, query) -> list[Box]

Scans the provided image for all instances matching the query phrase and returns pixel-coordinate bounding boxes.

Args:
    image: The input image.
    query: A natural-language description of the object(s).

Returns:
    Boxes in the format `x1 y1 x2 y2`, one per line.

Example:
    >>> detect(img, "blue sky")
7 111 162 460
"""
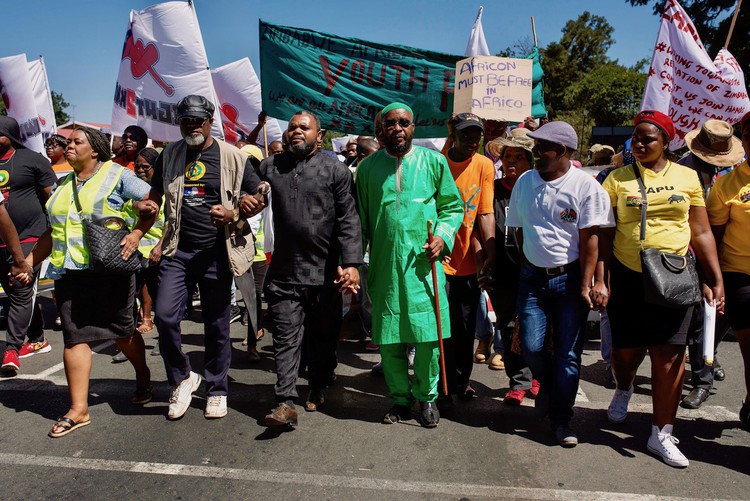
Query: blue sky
4 0 663 124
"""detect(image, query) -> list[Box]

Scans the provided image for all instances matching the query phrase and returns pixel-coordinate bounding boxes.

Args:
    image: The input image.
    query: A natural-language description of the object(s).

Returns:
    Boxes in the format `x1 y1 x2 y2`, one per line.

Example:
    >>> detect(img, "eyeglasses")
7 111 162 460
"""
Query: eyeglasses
134 163 153 171
180 117 208 127
383 118 413 130
122 132 142 140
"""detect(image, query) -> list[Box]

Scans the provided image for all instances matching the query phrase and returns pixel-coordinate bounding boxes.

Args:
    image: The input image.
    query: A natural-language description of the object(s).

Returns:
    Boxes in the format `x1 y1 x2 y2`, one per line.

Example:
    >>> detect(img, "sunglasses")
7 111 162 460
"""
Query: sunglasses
383 118 413 130
180 117 208 127
533 140 559 153
122 132 143 140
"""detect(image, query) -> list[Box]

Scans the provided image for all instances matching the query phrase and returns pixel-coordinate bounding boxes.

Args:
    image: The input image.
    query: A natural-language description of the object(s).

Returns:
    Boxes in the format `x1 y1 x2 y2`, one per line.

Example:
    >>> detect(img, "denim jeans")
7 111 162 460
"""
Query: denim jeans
517 262 588 425
475 292 503 354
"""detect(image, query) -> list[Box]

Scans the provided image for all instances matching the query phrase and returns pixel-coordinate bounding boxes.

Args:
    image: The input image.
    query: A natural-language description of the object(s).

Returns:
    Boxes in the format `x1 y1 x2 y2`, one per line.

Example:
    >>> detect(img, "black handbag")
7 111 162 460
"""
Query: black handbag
633 165 701 308
70 174 142 274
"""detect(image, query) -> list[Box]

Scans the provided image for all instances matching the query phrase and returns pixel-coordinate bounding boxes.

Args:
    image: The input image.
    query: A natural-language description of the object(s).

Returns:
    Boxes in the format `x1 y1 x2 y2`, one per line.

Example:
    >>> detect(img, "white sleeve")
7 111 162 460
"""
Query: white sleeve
578 181 615 229
505 181 523 228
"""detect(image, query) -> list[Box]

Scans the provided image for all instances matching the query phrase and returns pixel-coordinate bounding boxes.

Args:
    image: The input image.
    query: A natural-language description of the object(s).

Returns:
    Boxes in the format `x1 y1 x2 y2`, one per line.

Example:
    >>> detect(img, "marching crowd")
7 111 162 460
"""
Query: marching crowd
0 93 749 470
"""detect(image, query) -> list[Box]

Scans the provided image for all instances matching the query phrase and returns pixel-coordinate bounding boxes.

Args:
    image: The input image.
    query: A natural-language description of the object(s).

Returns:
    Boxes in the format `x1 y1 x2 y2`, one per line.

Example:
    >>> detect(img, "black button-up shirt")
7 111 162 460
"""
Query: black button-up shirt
259 150 363 286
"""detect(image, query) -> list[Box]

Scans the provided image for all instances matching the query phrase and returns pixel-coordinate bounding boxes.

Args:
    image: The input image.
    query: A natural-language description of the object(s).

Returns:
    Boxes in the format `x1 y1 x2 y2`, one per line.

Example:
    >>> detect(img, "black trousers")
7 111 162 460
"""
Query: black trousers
489 285 533 391
1 241 44 350
265 281 341 402
442 274 481 394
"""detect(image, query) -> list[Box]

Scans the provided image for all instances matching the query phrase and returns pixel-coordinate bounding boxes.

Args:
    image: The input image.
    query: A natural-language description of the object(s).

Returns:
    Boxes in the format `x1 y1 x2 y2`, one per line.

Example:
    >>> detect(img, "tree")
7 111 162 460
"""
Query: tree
51 91 70 125
564 62 648 126
0 90 71 126
626 0 750 78
540 12 616 117
496 36 536 58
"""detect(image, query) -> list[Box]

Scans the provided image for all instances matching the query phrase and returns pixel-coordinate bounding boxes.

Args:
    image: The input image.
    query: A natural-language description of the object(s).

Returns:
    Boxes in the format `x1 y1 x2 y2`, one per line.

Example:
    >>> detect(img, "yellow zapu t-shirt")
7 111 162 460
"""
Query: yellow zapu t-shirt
707 161 750 274
602 161 704 272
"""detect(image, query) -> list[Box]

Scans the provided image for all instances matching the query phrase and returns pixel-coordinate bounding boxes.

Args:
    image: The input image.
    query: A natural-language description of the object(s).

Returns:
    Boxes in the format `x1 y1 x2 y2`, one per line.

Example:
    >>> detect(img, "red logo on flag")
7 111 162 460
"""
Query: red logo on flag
220 103 251 143
121 29 175 97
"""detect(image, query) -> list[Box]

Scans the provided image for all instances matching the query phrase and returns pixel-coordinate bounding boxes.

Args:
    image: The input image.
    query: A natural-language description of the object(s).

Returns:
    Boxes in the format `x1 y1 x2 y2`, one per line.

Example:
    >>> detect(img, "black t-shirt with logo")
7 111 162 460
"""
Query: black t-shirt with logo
0 148 56 240
151 140 260 249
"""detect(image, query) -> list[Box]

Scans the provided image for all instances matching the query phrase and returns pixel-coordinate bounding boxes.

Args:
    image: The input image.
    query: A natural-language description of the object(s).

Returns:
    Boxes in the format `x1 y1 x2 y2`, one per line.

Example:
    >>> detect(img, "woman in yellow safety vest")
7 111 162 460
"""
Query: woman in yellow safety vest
25 126 159 438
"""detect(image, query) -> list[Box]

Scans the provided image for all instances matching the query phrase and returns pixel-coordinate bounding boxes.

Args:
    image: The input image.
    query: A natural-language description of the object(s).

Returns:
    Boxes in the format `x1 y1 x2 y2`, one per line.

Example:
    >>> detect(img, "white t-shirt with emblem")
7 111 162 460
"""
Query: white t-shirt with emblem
506 163 615 268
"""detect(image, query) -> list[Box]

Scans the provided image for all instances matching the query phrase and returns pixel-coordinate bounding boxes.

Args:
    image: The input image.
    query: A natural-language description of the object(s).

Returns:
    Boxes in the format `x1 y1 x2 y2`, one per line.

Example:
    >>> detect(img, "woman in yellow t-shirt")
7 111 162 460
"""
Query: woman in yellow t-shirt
706 112 750 429
600 110 724 468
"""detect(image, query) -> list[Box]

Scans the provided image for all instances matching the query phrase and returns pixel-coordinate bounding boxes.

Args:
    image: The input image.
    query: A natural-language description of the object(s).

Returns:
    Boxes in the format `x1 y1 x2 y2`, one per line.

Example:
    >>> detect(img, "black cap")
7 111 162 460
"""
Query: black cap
451 112 484 132
0 116 26 149
176 95 215 120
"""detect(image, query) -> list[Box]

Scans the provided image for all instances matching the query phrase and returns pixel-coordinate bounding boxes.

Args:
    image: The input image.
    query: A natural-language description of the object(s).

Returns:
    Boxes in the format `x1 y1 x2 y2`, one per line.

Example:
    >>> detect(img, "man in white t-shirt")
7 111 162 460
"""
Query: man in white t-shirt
506 121 614 448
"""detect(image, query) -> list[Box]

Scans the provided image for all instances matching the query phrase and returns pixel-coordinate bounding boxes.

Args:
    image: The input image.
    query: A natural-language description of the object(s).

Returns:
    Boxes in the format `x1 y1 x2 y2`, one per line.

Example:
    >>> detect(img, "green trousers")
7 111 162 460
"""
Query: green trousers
380 341 440 406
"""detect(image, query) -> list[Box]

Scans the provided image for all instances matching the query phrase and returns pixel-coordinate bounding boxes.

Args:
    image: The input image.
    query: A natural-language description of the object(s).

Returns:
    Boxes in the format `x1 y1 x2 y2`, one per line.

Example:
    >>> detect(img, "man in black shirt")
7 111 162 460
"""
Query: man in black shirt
252 110 362 428
0 117 56 373
150 95 264 420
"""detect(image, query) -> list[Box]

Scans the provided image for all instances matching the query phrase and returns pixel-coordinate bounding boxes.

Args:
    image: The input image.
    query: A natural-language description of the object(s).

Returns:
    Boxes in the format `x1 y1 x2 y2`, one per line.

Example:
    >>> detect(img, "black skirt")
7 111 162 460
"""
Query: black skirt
55 270 136 346
608 257 693 348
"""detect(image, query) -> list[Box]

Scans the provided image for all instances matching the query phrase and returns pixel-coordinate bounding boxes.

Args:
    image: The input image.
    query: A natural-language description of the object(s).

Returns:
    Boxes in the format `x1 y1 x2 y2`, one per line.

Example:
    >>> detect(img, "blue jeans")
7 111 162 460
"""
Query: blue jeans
475 292 503 354
517 262 588 425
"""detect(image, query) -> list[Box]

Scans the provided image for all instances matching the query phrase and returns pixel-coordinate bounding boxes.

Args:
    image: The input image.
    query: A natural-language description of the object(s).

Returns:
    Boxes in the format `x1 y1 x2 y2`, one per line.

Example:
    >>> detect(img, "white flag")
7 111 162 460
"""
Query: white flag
465 6 491 57
111 1 223 141
0 53 44 153
27 57 57 139
211 58 283 147
641 0 749 149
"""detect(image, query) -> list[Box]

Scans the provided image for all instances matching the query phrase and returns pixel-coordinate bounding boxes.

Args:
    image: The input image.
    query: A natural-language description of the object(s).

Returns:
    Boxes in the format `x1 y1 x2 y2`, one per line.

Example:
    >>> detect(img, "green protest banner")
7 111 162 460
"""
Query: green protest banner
259 20 546 137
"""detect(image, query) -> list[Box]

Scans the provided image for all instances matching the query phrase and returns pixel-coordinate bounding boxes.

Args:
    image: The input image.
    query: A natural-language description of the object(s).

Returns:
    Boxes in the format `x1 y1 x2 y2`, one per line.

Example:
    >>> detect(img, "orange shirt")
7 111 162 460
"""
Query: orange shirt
52 161 72 174
442 152 495 276
112 154 135 172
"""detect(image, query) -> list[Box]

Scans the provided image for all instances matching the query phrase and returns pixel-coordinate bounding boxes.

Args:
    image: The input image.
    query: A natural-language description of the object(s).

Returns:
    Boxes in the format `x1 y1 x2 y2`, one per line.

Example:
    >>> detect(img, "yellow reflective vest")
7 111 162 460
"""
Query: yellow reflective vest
46 161 126 268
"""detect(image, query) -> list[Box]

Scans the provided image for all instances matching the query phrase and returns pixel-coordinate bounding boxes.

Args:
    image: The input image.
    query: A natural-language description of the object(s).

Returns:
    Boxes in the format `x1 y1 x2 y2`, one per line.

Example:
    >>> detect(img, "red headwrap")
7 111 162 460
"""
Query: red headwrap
741 111 750 132
634 110 676 141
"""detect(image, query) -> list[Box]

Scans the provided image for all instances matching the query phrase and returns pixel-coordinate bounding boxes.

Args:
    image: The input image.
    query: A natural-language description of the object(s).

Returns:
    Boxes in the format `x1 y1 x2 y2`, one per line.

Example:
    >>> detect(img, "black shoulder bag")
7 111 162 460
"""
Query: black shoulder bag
70 175 142 274
633 164 701 308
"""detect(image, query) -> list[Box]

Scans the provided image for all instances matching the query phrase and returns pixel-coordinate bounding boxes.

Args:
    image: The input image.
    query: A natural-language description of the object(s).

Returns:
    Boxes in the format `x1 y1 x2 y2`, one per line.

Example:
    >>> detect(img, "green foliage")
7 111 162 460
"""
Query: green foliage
538 11 648 154
51 91 70 125
565 63 647 126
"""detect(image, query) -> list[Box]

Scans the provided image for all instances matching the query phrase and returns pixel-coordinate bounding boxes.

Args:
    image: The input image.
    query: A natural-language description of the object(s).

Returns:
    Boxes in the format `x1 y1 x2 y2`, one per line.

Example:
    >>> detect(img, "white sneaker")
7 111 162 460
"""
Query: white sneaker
647 424 689 468
407 346 416 369
167 371 202 420
607 386 634 423
205 395 228 419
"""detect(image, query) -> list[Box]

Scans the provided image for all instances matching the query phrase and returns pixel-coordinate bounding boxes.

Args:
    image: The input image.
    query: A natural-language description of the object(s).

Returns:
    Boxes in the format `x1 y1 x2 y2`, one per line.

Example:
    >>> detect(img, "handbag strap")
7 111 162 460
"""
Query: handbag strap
632 164 648 246
69 172 84 215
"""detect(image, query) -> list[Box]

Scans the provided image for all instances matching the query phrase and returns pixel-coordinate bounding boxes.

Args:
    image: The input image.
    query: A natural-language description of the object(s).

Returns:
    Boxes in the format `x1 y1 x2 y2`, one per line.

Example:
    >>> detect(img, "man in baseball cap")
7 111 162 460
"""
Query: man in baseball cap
506 120 615 447
440 112 495 401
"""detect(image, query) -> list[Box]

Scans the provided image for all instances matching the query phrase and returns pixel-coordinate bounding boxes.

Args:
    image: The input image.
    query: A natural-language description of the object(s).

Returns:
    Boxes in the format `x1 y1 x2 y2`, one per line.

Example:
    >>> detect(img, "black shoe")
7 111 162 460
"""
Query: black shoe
681 387 710 409
419 401 440 428
436 394 454 411
535 389 550 418
383 404 411 424
740 401 750 428
230 305 243 324
714 365 726 382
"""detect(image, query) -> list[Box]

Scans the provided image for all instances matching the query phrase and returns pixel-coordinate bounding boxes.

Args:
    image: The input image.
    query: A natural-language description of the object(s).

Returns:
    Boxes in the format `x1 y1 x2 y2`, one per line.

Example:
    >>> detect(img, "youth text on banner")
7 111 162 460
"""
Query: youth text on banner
641 0 749 149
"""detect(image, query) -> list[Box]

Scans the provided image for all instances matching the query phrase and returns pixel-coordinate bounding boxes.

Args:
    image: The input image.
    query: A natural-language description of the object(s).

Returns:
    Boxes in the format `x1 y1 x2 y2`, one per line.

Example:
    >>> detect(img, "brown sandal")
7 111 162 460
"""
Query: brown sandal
137 316 154 334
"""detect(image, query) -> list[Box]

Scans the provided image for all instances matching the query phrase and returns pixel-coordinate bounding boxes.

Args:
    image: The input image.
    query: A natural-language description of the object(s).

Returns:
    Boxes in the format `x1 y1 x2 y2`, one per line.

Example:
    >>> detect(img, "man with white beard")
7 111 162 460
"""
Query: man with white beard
149 95 265 421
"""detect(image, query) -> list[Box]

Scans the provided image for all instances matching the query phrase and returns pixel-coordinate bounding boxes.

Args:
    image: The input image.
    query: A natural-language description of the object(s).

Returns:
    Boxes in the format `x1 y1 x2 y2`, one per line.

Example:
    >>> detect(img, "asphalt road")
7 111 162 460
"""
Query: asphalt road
1 293 749 500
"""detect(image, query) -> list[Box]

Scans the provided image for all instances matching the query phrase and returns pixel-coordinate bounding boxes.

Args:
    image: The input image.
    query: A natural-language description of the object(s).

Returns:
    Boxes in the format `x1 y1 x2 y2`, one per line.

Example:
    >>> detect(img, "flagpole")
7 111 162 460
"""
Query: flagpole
531 16 538 46
263 125 268 157
723 0 743 49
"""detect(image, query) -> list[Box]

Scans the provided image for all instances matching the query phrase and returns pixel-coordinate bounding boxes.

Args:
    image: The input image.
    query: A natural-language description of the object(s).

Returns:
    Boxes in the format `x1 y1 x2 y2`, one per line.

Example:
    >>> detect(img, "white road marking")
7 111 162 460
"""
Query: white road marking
10 341 114 380
576 385 589 402
0 452 735 501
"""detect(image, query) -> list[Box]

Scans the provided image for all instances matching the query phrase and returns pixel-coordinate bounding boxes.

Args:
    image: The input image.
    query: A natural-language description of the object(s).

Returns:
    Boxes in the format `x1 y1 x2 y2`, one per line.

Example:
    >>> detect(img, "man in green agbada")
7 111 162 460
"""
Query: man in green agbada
356 102 463 428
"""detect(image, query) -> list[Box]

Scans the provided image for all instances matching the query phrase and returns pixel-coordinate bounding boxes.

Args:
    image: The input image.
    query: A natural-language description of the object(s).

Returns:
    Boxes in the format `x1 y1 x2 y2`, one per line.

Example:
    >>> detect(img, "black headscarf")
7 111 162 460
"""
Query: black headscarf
136 147 159 166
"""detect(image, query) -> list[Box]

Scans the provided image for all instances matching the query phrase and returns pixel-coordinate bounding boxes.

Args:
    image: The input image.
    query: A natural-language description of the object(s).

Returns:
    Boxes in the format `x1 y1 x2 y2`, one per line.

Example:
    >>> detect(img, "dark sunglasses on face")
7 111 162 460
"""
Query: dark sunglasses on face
384 118 413 129
122 132 141 140
533 140 558 153
180 117 208 127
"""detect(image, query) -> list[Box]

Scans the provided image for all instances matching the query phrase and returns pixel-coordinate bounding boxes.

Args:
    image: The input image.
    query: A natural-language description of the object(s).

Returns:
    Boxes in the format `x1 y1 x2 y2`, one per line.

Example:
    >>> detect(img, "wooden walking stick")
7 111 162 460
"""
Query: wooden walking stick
427 220 449 396
262 122 269 158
